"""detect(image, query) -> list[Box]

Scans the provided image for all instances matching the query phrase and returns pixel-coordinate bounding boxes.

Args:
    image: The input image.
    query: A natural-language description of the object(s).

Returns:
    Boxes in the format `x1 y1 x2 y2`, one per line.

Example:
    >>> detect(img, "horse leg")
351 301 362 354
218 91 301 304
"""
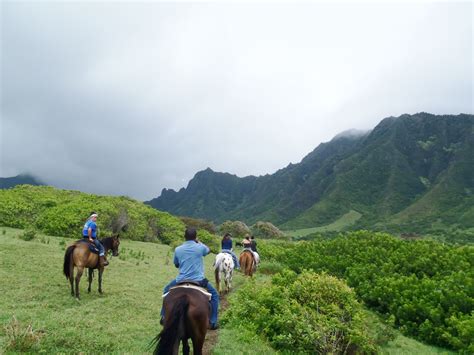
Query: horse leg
69 267 75 296
75 266 84 299
87 268 93 293
191 328 206 355
98 267 103 294
214 268 221 295
182 339 190 355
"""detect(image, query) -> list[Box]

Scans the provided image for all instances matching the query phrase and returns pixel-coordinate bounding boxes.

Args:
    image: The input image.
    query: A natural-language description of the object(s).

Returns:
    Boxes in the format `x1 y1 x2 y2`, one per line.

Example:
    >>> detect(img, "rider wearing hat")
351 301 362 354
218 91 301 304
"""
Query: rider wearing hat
82 212 108 267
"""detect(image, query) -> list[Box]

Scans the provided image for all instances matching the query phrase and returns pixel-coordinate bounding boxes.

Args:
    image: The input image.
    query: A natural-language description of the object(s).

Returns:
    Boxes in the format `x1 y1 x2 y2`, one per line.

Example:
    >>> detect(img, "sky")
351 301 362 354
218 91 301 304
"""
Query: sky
1 1 472 201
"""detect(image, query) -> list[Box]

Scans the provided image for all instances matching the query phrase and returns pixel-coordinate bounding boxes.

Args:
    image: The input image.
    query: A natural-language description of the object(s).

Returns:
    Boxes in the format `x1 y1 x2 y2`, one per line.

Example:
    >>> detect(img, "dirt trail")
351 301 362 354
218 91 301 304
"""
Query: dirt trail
202 294 231 355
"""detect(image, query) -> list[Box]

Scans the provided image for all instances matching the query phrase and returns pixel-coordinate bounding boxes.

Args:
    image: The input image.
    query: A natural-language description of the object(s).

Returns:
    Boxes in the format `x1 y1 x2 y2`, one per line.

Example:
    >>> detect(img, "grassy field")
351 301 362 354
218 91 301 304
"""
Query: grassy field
283 209 362 237
0 227 455 354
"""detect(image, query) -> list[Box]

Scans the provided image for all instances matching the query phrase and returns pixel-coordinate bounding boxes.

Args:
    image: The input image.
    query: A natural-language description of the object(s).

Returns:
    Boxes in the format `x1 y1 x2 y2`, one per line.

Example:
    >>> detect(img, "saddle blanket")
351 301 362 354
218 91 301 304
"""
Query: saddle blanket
79 239 100 254
163 284 212 300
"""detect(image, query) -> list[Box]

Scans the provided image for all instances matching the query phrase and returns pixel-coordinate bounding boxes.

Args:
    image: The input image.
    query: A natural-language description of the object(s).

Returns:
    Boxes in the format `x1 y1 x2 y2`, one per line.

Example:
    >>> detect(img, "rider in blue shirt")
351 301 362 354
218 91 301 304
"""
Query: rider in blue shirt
82 212 108 267
221 233 240 270
161 228 220 330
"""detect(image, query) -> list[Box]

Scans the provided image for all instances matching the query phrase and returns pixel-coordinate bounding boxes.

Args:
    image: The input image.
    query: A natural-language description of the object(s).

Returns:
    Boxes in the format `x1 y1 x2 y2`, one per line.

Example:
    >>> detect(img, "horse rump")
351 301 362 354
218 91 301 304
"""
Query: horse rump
152 295 189 355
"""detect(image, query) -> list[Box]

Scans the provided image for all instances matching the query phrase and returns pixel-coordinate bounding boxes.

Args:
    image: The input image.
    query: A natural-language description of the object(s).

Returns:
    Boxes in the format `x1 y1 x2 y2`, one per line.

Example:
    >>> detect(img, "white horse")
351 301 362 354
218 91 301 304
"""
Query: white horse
214 253 234 295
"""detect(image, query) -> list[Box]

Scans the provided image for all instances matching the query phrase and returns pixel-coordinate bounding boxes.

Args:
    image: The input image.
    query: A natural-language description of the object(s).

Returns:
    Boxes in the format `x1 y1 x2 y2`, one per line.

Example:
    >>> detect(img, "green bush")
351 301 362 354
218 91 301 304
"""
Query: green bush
250 221 285 239
218 220 250 239
273 231 474 351
4 316 43 352
223 270 377 354
19 228 36 241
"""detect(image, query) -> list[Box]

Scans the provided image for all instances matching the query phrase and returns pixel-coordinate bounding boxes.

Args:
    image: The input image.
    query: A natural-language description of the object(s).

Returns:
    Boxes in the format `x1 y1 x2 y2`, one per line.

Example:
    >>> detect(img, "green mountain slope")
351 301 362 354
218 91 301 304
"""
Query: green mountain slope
147 113 474 232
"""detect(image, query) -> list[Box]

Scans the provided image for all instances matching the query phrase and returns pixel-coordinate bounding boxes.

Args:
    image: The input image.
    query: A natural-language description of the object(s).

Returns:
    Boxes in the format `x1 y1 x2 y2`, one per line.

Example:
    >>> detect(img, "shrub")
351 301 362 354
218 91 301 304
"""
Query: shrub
250 221 285 239
180 216 216 234
4 316 44 352
218 220 250 239
19 228 36 241
223 270 377 354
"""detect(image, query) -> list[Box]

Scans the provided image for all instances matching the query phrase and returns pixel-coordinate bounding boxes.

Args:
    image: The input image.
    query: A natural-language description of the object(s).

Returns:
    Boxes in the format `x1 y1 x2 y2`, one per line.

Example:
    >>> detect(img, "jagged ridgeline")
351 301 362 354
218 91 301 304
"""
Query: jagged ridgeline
147 113 474 233
0 185 217 248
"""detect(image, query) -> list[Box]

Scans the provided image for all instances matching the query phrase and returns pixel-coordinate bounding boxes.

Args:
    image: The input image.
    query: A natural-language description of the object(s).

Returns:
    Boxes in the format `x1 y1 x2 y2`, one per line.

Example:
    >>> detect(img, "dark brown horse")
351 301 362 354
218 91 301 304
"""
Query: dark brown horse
63 236 120 299
152 287 210 355
239 250 256 277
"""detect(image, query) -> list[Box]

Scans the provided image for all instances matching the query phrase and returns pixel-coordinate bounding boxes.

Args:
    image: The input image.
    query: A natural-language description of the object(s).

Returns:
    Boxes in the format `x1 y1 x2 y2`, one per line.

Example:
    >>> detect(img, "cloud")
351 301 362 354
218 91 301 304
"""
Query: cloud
1 2 472 200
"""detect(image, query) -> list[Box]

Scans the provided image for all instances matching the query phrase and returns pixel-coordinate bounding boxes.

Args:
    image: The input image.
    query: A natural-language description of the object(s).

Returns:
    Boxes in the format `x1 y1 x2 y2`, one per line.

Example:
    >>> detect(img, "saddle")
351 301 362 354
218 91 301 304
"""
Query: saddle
78 239 100 254
163 281 212 300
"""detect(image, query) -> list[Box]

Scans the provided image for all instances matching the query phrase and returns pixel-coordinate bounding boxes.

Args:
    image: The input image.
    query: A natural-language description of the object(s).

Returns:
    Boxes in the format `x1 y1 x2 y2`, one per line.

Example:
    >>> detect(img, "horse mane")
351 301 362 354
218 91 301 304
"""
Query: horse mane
99 236 114 250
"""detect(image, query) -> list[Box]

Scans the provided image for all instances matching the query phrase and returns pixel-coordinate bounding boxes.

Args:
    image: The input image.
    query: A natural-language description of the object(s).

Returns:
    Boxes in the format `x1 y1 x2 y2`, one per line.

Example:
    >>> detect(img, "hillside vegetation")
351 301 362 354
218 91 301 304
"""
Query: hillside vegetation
259 231 474 352
148 113 474 234
0 185 219 251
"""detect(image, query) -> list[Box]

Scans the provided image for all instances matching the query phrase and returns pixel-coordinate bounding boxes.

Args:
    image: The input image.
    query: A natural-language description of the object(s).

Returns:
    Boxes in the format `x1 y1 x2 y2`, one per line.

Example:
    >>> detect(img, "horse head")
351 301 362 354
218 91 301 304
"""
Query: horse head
111 234 120 257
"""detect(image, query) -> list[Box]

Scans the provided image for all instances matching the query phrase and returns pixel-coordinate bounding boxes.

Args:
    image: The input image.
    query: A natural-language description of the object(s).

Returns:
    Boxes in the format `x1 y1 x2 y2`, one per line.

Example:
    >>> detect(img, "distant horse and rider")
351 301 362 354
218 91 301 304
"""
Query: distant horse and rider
63 212 120 299
63 235 120 299
239 235 260 277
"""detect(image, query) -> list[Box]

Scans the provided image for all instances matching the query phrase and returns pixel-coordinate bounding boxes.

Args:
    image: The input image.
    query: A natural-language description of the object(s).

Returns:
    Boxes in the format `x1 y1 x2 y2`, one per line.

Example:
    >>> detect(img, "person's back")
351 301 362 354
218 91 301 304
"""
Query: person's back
161 228 220 330
221 234 232 251
174 239 208 282
220 233 239 269
250 238 257 253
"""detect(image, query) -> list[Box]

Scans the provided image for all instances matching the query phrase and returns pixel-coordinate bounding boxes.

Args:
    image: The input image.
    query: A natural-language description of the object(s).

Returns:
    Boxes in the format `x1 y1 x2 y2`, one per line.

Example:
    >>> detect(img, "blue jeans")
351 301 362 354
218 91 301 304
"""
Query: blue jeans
222 249 240 269
161 279 219 325
84 237 105 256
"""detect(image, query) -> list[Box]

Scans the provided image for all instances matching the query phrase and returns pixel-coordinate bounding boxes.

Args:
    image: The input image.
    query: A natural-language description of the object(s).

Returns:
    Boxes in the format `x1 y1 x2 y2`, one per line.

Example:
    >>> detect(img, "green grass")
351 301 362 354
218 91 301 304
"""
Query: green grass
382 333 455 354
0 227 248 353
283 209 362 237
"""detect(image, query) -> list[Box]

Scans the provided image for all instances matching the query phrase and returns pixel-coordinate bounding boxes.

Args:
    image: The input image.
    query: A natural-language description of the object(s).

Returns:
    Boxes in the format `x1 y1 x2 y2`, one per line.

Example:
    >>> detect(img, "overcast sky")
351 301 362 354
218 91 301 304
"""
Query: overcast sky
1 1 472 200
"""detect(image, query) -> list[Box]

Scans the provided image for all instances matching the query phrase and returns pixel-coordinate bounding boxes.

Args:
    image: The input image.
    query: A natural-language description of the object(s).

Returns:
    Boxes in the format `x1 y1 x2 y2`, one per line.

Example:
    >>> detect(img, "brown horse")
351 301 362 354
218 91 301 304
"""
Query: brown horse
239 250 256 277
152 287 210 355
63 236 120 299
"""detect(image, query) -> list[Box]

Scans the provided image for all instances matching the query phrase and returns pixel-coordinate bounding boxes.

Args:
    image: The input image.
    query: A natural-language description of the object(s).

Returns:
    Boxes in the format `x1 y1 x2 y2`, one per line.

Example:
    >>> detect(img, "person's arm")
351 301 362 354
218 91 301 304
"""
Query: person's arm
88 227 93 243
200 243 210 256
173 252 179 268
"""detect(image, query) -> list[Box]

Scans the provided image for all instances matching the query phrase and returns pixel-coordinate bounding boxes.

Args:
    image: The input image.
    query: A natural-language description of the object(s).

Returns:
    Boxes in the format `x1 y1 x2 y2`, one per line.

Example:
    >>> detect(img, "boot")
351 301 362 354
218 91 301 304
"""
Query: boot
100 255 109 267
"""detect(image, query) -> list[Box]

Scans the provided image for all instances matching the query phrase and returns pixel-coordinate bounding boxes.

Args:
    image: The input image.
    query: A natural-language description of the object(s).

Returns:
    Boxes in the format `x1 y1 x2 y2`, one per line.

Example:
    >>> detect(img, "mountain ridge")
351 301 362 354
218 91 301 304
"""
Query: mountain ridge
146 112 474 232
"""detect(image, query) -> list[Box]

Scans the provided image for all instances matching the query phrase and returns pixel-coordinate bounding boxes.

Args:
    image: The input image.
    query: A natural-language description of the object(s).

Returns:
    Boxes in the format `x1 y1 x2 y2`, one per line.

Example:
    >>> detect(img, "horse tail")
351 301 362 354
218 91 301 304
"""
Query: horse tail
63 244 76 280
153 295 188 355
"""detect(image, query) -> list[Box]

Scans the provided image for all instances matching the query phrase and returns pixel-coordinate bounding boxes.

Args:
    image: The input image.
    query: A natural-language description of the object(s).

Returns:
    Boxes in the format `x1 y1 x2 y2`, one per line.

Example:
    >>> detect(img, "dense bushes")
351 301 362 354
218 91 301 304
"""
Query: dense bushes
0 185 188 245
223 270 377 353
264 231 474 352
250 221 285 239
218 220 250 238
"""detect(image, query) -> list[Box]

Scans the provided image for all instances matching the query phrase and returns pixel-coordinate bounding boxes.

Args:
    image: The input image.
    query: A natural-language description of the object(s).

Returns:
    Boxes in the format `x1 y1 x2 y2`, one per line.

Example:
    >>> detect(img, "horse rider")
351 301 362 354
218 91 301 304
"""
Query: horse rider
242 235 252 249
161 228 220 330
82 212 108 267
221 233 240 270
250 235 260 266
